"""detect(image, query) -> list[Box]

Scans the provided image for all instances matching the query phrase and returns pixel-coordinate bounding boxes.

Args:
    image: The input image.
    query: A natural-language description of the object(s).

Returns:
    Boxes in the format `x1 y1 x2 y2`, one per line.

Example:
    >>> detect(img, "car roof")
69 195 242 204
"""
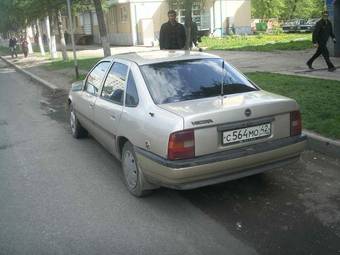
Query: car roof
103 50 221 66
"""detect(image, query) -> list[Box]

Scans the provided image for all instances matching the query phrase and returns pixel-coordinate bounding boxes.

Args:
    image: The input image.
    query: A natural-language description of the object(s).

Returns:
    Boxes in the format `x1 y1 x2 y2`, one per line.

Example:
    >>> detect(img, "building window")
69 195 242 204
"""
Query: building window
170 1 210 30
120 6 128 23
92 12 98 26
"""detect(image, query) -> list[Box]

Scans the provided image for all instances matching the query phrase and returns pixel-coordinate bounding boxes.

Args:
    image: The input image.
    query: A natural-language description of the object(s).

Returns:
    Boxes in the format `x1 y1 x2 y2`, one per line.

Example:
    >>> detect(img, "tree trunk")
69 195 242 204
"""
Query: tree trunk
56 10 68 61
48 14 58 59
25 26 33 54
184 0 193 50
36 19 45 56
45 16 52 54
93 0 111 57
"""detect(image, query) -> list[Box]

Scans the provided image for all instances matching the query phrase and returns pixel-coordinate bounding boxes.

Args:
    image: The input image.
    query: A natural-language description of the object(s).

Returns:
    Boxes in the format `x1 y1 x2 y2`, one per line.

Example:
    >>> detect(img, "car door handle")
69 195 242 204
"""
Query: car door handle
110 115 116 120
89 103 95 109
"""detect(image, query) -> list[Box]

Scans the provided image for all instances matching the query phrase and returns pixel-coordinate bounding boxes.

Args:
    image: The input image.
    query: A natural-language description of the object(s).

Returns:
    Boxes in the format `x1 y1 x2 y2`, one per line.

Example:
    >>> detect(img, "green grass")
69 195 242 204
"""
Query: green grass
246 72 340 139
46 56 101 71
200 33 313 51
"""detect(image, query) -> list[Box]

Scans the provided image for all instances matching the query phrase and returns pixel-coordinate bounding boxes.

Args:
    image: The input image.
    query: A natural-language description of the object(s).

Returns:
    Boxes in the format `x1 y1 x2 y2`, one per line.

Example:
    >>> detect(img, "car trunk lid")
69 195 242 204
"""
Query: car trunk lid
159 91 299 156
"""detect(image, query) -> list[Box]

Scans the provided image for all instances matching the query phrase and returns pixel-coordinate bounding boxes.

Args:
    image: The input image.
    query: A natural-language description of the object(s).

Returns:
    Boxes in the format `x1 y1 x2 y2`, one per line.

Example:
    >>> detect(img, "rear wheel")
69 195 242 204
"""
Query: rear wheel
69 103 88 139
122 141 151 197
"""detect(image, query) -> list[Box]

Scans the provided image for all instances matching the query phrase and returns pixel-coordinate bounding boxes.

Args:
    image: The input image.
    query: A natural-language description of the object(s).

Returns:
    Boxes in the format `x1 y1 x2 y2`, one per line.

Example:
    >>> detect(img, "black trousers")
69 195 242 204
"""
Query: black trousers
307 44 335 69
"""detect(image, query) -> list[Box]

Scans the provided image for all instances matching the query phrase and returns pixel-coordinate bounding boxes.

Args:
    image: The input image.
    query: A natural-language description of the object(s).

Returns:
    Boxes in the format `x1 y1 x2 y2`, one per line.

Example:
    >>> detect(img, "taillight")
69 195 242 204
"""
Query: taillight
290 111 302 136
168 129 195 160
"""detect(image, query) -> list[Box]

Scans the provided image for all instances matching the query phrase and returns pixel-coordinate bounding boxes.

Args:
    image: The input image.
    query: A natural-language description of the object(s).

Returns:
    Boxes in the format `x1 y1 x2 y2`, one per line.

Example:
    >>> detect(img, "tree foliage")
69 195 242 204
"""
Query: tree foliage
0 0 92 34
252 0 325 19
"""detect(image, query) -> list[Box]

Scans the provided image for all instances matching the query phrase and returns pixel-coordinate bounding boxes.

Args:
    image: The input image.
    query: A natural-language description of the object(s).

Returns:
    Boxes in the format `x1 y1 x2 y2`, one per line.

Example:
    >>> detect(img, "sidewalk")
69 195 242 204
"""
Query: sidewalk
209 49 340 81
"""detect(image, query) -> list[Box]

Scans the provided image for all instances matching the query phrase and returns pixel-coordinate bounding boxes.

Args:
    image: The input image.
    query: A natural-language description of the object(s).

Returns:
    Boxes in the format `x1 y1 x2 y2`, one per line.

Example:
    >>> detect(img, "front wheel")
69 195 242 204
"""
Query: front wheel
122 142 152 197
69 103 88 139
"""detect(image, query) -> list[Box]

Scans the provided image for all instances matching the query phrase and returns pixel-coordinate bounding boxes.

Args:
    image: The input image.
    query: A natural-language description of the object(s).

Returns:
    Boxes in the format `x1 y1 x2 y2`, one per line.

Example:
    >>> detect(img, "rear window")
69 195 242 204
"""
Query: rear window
140 59 258 104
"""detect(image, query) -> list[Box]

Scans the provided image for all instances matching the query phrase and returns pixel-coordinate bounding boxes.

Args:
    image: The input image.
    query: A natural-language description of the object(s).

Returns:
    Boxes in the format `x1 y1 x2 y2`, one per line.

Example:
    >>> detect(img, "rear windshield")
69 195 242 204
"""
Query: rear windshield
140 59 258 104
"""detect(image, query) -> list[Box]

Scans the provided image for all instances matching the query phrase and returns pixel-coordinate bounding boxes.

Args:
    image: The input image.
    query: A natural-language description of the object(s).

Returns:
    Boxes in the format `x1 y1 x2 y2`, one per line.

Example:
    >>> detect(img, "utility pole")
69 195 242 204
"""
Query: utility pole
66 0 79 79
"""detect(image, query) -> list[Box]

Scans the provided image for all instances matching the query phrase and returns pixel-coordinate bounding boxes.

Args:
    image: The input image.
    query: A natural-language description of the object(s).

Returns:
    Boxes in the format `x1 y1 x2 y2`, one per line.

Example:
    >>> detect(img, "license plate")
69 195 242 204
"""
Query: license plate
222 123 272 145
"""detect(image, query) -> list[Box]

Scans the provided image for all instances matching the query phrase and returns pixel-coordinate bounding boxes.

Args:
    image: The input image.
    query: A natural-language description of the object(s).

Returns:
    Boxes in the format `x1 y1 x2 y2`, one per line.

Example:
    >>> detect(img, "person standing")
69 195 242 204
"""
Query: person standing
307 10 337 72
21 37 29 58
159 10 186 50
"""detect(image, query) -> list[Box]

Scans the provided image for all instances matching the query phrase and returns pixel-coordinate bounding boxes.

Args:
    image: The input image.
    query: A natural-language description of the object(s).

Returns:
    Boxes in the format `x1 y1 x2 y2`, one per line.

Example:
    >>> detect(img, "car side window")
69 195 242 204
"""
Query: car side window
85 62 110 95
125 71 139 107
101 62 128 104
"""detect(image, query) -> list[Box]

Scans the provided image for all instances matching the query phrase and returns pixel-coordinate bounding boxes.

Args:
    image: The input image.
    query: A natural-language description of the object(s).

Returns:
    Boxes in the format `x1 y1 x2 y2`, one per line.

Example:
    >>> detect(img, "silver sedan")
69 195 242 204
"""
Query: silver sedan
68 50 306 196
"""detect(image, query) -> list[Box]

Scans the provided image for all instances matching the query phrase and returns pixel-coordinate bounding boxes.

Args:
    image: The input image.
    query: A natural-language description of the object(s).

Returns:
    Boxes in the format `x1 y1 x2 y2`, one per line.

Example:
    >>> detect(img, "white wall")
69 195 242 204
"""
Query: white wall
211 0 251 34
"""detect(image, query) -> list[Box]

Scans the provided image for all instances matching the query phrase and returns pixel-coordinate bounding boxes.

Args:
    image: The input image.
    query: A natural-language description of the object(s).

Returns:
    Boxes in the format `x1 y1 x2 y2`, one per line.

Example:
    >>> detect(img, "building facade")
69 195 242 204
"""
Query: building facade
67 0 251 46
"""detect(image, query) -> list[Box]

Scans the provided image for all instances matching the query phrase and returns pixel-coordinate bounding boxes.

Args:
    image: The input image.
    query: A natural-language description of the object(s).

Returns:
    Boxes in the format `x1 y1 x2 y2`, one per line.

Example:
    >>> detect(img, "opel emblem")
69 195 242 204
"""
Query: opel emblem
245 108 252 117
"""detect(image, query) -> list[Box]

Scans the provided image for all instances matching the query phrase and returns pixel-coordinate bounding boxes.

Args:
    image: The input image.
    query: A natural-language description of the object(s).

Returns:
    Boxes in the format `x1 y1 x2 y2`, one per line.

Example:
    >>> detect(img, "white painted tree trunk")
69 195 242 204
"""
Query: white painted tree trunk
57 10 68 61
49 15 58 59
45 16 57 59
50 35 57 59
36 19 45 56
26 26 33 54
45 16 52 54
101 36 111 57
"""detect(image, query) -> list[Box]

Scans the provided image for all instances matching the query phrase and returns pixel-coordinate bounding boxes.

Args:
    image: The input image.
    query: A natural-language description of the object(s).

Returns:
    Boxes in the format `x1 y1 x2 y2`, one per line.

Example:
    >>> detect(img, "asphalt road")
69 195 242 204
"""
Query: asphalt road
0 59 340 255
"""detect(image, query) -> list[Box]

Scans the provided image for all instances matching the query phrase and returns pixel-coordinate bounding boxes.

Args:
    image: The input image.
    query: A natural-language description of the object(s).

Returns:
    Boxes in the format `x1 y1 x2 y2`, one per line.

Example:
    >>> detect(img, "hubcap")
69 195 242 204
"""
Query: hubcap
70 109 76 134
123 150 138 190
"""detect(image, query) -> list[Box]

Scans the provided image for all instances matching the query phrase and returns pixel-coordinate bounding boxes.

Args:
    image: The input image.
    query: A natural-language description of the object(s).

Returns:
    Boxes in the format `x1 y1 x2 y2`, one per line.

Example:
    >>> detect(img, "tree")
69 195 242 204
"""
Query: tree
251 0 324 20
56 10 68 61
281 0 324 19
184 0 193 50
0 0 84 60
92 0 111 57
36 19 46 56
251 0 284 19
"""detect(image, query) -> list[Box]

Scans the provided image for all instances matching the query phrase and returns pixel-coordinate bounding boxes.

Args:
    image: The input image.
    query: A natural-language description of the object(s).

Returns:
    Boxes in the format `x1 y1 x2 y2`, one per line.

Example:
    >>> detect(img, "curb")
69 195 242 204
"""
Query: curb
1 55 340 159
275 71 340 82
0 55 60 92
304 130 340 159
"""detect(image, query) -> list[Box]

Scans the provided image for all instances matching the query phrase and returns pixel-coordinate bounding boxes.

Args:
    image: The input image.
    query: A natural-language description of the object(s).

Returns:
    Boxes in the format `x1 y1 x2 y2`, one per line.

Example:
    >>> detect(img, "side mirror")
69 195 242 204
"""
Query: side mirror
71 80 84 92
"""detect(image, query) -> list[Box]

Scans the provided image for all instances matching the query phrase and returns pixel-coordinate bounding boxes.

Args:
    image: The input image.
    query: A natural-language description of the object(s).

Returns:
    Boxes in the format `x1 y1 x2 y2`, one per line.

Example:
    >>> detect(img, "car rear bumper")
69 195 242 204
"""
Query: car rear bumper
135 135 306 190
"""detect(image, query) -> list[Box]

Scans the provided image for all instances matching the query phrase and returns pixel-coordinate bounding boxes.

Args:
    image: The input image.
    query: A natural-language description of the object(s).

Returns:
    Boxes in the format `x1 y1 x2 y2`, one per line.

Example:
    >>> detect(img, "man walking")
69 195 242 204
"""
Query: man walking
9 36 18 59
159 10 186 50
307 10 337 72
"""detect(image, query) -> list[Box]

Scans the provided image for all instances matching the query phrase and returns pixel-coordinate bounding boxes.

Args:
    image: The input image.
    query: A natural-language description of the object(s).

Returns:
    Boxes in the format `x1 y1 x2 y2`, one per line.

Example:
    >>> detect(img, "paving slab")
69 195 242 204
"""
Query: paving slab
208 49 340 81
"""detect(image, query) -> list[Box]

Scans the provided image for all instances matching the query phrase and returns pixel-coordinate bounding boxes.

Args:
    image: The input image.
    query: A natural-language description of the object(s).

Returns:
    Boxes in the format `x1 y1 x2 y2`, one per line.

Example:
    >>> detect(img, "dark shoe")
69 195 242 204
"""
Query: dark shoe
306 62 314 70
328 67 336 72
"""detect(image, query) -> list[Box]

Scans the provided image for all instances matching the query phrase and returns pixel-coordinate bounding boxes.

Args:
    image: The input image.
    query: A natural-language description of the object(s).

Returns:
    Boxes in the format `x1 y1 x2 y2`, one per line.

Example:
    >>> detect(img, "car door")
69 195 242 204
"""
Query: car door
76 61 111 133
93 61 129 154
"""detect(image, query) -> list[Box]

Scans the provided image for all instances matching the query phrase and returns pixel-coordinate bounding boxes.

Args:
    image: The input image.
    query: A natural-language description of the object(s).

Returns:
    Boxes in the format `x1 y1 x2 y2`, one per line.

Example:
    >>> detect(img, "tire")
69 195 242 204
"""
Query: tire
122 141 152 197
69 103 88 139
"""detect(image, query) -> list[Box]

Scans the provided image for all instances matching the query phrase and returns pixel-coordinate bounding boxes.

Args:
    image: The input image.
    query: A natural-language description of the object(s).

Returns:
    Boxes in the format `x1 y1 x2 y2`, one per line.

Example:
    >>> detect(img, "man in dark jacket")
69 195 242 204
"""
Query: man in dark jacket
159 10 186 50
307 10 337 72
9 36 18 58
